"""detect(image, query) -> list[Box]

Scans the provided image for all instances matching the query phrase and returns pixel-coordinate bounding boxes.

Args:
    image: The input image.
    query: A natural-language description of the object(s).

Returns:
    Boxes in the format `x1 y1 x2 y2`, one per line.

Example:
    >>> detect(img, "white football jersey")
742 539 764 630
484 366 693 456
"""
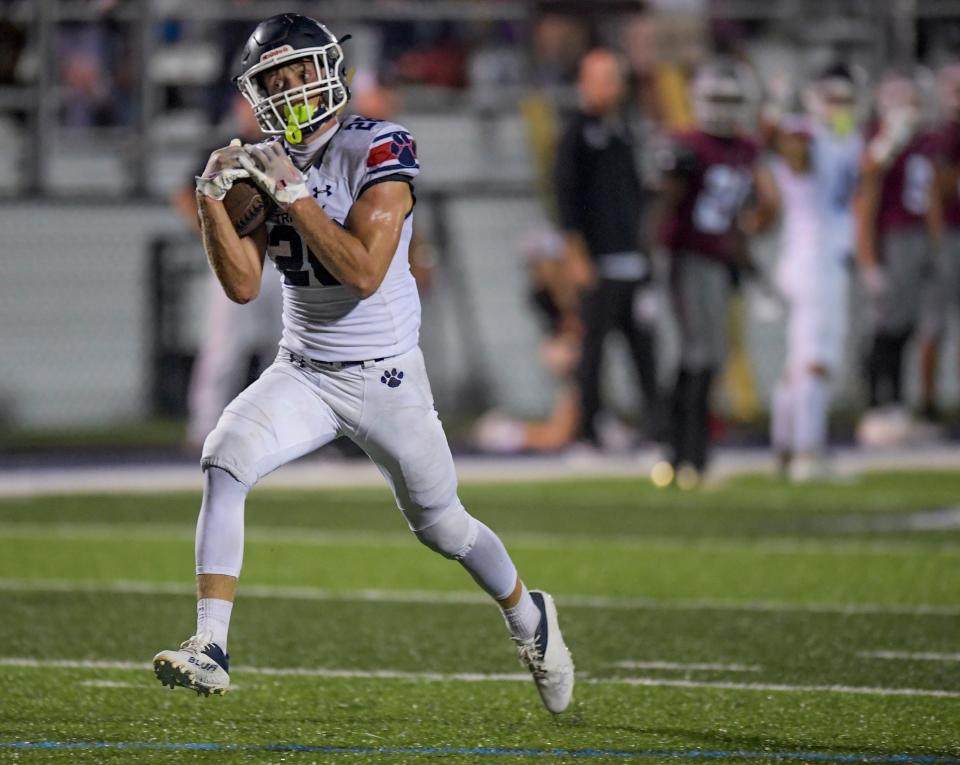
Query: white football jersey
773 125 861 295
262 115 421 361
772 157 819 292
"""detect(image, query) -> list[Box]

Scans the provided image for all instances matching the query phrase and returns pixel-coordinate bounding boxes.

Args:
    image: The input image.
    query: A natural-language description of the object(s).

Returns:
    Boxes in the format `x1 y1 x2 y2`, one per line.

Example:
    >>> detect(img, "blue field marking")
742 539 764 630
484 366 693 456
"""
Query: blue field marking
1 741 959 763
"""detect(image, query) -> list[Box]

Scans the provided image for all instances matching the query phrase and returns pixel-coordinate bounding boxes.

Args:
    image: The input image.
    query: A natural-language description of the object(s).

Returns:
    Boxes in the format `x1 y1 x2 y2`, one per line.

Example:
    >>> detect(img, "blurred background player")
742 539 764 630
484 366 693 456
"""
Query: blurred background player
172 92 283 451
768 65 863 481
917 63 960 427
653 59 778 488
855 71 939 445
553 48 658 449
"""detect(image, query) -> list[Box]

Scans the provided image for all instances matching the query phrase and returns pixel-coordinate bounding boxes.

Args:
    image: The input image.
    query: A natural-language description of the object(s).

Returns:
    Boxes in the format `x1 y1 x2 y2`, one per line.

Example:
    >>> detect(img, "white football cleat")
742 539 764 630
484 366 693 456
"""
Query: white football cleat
153 631 230 696
514 590 574 714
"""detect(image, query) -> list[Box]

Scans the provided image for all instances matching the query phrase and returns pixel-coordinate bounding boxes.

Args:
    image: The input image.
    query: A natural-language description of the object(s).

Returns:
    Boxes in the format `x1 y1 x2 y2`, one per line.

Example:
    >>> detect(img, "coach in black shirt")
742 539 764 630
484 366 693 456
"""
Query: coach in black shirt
554 48 657 447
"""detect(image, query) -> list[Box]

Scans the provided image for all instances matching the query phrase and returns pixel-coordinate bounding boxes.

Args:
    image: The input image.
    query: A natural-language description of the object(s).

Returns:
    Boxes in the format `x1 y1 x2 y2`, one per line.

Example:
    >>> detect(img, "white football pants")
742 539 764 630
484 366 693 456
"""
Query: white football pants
201 345 459 533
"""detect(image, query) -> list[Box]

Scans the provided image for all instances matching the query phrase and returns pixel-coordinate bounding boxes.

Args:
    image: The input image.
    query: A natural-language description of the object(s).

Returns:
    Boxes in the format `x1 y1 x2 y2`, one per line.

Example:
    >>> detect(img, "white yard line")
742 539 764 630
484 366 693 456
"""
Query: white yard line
593 676 960 699
611 661 762 672
0 522 953 557
823 507 960 533
1 657 958 699
1 446 959 498
1 578 958 616
78 679 146 689
860 650 960 662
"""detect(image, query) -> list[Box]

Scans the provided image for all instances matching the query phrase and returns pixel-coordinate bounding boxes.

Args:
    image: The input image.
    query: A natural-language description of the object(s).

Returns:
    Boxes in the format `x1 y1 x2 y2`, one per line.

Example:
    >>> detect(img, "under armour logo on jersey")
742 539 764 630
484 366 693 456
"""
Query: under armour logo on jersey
312 184 333 199
381 369 403 388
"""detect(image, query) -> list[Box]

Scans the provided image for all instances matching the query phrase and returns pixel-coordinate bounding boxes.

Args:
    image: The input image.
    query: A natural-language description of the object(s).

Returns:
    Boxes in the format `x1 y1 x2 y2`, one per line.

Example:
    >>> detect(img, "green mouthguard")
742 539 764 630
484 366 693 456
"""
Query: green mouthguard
283 103 315 144
831 110 854 137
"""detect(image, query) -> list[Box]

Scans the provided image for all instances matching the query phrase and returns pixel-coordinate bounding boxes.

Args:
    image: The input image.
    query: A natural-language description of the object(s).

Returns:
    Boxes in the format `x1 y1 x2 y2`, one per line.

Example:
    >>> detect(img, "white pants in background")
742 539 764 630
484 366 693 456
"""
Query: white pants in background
781 255 850 376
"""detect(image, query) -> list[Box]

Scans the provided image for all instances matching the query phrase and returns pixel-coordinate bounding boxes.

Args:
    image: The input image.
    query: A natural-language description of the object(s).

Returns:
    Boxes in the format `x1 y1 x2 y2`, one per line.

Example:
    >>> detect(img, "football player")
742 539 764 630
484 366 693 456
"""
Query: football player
768 66 863 481
917 63 960 424
653 59 778 488
854 71 939 441
152 14 574 713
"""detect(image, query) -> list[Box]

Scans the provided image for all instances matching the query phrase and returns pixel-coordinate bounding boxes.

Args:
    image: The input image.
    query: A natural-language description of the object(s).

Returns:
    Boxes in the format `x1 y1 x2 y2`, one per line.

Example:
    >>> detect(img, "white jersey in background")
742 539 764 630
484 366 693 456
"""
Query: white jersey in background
811 123 861 256
772 158 819 293
770 124 862 477
774 124 861 297
263 114 422 361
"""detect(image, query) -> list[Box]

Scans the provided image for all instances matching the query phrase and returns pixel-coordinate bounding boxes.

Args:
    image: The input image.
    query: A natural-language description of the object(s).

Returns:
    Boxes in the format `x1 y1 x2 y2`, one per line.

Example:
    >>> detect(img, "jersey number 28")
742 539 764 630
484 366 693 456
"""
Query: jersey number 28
268 224 340 287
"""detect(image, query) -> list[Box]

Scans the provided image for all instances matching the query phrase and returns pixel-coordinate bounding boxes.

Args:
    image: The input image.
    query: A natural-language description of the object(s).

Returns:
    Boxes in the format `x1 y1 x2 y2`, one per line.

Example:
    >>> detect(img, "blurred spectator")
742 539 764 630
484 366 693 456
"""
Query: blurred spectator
653 59 778 488
472 229 581 453
643 11 707 132
393 21 469 89
529 12 589 96
171 93 282 451
0 17 24 85
855 72 939 445
554 48 659 449
918 63 960 425
59 25 111 127
519 12 588 219
768 65 863 482
469 20 523 114
58 10 134 127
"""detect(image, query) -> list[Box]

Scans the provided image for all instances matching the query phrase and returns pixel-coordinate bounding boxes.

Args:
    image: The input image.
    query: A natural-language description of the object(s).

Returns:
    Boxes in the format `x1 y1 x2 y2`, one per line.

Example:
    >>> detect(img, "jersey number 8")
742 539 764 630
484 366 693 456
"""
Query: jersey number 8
693 164 752 235
902 154 934 216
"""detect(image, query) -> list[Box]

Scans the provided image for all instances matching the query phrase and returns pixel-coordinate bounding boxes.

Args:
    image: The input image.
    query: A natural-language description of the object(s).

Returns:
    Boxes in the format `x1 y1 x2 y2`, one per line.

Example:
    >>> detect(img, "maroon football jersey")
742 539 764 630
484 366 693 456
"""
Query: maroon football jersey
659 130 758 262
873 128 939 233
937 120 960 229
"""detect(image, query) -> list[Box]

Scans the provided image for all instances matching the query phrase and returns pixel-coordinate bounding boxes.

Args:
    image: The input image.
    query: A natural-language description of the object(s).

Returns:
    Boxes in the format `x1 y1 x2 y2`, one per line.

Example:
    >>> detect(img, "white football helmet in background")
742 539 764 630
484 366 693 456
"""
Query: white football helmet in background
692 59 760 137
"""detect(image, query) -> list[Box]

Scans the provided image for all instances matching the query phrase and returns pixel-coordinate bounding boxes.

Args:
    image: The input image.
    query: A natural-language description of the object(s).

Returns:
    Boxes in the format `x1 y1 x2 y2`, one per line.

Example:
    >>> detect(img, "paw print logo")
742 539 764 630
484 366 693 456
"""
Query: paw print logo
391 133 418 168
381 368 404 388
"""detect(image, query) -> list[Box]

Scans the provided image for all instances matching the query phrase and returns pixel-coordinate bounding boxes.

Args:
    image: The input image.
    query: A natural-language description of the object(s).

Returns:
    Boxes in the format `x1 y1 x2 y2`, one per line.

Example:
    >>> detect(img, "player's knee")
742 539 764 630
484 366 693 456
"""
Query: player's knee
413 505 479 560
200 412 263 488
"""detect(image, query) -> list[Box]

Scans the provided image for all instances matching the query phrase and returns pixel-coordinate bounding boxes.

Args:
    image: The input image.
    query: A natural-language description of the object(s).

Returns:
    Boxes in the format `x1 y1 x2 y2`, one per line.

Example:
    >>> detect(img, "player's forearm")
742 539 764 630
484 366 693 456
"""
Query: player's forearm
197 192 263 303
742 167 780 234
854 212 879 270
286 197 380 297
560 232 596 298
927 171 946 251
853 167 881 269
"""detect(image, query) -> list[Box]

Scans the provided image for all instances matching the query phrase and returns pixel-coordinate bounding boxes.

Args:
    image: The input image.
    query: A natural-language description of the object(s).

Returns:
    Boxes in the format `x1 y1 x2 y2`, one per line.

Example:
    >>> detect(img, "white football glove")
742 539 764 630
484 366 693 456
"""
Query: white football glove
237 142 310 209
195 139 250 201
868 106 919 165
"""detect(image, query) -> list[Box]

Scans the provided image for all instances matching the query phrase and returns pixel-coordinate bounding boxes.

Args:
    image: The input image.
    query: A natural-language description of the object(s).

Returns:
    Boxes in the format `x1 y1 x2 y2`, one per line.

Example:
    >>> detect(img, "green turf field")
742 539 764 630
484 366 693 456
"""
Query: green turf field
1 471 959 763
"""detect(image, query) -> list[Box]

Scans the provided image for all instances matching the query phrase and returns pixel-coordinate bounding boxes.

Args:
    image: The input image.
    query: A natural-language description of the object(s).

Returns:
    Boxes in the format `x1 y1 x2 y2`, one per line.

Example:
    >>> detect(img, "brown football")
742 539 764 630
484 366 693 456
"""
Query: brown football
222 178 274 237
